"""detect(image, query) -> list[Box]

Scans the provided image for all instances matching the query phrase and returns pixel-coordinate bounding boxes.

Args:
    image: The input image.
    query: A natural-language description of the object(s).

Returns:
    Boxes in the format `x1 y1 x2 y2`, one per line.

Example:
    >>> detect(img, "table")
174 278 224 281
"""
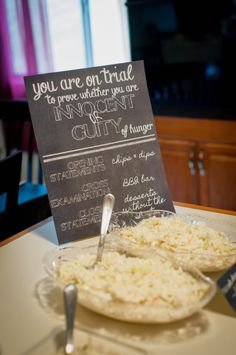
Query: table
0 203 236 355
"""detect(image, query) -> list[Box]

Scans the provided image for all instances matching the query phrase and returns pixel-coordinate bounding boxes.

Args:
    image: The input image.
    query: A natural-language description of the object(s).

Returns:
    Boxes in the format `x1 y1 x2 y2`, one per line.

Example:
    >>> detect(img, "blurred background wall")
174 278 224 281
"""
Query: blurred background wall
0 0 236 212
127 0 236 118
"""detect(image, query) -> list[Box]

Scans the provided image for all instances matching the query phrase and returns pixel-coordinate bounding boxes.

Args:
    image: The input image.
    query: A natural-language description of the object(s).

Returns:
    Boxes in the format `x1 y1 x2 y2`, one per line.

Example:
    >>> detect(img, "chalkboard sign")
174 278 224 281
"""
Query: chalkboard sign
25 61 175 244
217 263 236 312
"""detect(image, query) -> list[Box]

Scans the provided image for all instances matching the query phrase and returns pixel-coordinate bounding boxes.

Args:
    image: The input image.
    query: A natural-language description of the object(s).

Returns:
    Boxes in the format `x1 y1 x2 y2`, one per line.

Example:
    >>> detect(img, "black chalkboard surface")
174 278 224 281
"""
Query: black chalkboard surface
25 61 175 244
217 263 236 312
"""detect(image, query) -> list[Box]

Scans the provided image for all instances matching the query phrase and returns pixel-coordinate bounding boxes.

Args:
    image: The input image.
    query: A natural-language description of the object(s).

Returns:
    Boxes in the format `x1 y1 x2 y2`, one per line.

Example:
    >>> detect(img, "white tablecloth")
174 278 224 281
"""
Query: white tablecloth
0 205 236 355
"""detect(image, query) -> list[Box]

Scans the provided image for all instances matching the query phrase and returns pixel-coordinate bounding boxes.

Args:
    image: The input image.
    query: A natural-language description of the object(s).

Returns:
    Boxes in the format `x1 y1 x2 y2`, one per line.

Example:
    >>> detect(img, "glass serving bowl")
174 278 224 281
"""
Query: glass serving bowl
108 210 236 272
43 241 216 324
27 325 146 355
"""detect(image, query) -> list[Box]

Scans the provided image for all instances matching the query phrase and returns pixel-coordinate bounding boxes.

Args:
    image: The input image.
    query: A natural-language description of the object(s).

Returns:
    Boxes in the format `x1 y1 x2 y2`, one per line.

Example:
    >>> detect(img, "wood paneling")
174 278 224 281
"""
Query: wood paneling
155 116 236 144
156 117 236 210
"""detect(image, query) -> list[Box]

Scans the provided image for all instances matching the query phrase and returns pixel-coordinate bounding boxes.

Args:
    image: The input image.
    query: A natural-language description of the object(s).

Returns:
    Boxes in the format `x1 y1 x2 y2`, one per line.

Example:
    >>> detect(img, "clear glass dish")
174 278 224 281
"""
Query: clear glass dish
26 325 146 355
43 241 216 324
109 210 236 272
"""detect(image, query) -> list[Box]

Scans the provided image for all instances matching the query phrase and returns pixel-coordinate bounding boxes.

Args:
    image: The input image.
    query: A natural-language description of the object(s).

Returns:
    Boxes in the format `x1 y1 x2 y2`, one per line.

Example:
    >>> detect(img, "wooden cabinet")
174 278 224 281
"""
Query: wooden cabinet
158 139 198 204
156 117 236 211
198 143 236 211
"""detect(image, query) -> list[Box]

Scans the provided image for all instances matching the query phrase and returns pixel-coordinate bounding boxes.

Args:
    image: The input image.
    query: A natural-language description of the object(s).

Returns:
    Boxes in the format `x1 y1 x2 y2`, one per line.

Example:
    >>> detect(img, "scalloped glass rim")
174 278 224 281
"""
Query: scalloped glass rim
109 210 236 272
43 243 216 324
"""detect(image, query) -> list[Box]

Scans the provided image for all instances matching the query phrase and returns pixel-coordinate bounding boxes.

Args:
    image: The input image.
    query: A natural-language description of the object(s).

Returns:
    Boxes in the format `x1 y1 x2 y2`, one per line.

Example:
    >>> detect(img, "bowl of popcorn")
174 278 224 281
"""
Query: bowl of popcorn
109 210 236 272
44 240 216 323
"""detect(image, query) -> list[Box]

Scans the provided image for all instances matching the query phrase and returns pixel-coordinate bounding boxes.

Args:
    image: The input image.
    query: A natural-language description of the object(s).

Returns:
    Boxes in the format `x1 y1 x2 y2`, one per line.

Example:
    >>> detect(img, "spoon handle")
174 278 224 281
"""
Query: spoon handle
63 284 77 354
96 193 115 263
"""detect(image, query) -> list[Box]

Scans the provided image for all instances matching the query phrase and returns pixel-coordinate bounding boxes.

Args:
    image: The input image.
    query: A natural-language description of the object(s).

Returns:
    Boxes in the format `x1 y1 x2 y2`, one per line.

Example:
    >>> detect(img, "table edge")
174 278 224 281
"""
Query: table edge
174 201 236 216
0 216 53 247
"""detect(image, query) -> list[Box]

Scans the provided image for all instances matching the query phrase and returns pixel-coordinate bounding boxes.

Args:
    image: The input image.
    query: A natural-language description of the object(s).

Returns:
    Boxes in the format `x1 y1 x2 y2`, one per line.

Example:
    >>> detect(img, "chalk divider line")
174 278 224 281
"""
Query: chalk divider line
43 136 156 163
42 134 156 159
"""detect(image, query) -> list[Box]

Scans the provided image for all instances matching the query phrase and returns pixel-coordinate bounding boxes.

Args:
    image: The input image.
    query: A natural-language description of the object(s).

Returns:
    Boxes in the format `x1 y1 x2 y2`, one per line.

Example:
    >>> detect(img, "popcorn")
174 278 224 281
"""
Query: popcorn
119 216 236 271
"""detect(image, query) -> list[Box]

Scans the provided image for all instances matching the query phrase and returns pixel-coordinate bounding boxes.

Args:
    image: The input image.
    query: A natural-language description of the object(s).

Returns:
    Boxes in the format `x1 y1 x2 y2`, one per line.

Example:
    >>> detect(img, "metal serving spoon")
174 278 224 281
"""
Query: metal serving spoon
63 284 77 354
89 193 115 269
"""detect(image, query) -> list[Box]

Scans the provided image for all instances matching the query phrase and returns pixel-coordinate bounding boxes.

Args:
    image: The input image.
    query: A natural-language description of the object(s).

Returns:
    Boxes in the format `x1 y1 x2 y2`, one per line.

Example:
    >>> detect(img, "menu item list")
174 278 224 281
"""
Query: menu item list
25 61 174 243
